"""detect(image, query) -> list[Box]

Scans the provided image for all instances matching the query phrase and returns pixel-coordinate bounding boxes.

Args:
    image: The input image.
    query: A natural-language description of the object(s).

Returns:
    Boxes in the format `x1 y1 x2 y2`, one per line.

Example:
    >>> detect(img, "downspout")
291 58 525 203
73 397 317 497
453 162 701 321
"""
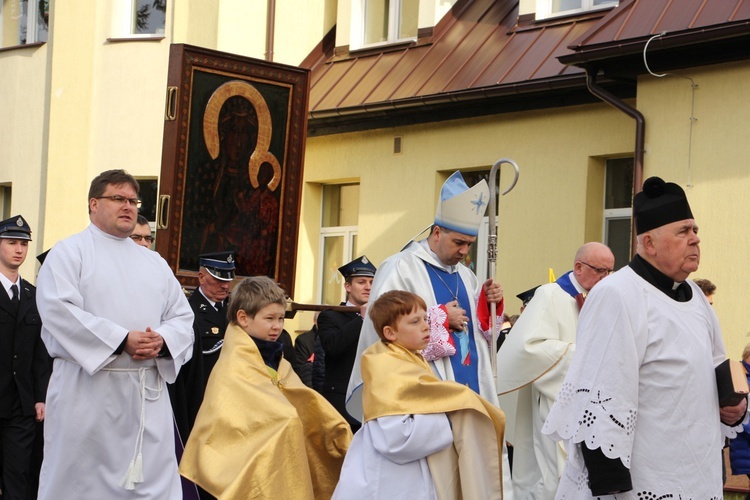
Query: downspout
584 66 644 257
265 0 275 62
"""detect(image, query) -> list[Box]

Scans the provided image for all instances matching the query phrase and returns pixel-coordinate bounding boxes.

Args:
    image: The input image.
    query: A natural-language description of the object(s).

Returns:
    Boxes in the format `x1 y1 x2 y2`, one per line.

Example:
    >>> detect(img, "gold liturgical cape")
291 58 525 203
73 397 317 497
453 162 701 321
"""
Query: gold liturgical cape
179 324 352 499
362 341 506 499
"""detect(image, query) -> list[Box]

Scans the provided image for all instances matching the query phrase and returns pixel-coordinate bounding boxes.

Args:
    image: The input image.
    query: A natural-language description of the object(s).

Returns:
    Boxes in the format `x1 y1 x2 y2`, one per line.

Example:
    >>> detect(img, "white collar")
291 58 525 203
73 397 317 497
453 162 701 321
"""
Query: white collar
0 272 20 297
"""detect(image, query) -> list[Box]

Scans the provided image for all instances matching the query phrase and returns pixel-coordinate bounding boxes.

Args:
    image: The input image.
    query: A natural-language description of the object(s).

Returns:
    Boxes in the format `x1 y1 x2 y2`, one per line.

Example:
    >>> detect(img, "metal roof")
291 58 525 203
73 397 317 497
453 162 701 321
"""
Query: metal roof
303 0 750 132
306 0 609 119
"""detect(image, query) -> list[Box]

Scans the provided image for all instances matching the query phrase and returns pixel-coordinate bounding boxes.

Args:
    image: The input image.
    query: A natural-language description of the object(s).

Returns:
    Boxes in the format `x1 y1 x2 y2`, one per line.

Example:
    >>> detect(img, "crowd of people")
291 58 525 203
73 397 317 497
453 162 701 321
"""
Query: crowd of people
2 169 749 499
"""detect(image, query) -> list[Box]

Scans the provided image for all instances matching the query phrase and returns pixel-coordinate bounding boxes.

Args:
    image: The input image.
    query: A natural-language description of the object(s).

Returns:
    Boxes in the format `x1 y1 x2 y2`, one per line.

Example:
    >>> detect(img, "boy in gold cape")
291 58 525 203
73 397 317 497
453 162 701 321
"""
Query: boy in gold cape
333 290 506 500
180 277 352 499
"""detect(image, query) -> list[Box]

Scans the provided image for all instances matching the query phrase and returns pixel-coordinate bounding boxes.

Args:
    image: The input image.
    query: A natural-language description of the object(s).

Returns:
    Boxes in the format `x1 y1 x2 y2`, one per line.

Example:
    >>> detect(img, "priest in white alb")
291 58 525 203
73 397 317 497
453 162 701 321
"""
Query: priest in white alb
543 176 747 498
497 242 614 500
36 169 194 499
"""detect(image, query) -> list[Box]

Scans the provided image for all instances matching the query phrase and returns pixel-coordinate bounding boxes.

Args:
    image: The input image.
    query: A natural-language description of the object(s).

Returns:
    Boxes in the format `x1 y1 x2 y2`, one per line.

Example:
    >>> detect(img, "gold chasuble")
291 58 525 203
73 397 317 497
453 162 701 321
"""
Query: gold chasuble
361 341 506 499
180 324 352 499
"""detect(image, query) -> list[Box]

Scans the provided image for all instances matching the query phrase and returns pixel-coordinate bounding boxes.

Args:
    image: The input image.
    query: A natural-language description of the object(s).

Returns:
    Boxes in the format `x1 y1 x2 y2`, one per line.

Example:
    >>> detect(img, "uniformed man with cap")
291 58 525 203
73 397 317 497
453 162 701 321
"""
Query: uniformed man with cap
318 255 376 432
192 251 235 384
169 251 235 443
516 285 540 313
0 215 50 500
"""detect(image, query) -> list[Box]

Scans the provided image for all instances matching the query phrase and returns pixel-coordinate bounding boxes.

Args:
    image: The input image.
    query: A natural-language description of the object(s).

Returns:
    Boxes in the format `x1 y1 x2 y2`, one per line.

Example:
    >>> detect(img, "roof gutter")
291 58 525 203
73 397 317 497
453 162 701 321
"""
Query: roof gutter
309 73 589 120
584 66 643 256
561 21 750 66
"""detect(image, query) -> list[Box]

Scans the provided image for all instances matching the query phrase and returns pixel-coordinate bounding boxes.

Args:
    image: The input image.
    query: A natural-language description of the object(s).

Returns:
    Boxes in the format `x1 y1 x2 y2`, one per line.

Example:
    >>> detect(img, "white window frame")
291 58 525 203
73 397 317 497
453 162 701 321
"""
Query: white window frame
0 0 46 47
602 157 634 268
350 0 417 50
536 0 617 20
317 226 359 304
111 0 167 39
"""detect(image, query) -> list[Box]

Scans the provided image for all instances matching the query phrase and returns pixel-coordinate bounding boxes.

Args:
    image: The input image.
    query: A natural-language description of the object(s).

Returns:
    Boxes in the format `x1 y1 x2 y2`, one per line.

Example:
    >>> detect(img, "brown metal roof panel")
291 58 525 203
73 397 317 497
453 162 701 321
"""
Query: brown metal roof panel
469 32 537 86
730 0 750 21
322 56 386 109
390 7 493 100
441 23 514 91
489 29 554 83
532 21 598 78
421 1 518 94
418 21 507 94
574 0 749 46
363 48 431 103
690 0 749 26
568 0 661 47
309 59 360 111
502 27 575 82
308 58 332 89
650 0 710 34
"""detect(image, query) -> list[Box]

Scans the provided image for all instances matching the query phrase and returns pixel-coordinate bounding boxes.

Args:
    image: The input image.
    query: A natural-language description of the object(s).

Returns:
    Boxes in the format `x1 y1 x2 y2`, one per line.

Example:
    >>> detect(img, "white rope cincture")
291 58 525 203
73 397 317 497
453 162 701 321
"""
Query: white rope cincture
58 358 162 491
105 365 162 490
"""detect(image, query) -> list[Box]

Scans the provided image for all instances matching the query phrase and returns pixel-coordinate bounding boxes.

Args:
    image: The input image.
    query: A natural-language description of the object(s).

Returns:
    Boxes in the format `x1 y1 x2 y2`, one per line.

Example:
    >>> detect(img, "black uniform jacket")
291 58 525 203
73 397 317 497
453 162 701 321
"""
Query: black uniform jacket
0 279 50 418
169 289 227 441
317 306 362 429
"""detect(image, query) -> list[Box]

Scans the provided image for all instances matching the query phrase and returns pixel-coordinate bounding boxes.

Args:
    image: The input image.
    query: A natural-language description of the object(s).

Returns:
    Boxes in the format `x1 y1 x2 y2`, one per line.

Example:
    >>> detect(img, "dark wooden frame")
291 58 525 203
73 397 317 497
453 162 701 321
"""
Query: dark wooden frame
157 44 309 296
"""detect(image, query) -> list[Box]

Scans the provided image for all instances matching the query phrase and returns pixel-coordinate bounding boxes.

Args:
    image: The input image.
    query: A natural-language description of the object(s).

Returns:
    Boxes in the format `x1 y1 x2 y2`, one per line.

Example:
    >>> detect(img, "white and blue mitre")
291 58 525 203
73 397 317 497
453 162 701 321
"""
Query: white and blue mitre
433 171 489 237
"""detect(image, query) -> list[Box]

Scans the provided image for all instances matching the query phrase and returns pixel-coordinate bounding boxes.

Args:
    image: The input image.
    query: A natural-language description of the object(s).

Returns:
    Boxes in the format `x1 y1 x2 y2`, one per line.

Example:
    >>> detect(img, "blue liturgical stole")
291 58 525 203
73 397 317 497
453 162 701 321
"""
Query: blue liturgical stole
425 263 480 393
555 271 579 298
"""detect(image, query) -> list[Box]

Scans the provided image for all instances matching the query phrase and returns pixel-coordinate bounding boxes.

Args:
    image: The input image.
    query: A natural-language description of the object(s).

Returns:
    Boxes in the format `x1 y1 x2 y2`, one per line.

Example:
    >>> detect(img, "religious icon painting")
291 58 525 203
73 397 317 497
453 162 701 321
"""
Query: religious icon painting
157 44 309 296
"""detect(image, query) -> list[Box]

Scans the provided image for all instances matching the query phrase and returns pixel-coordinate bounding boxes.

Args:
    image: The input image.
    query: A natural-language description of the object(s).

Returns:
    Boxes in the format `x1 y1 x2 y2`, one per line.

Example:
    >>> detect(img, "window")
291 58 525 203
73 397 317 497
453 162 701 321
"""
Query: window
0 0 49 48
111 0 166 38
133 0 166 34
603 157 633 270
536 0 617 20
352 0 418 49
319 184 360 304
0 185 11 219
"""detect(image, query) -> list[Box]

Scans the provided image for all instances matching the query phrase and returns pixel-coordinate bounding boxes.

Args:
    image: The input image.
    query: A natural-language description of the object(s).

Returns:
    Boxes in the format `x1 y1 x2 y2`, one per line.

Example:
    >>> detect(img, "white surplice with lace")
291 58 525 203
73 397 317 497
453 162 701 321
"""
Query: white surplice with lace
543 266 741 500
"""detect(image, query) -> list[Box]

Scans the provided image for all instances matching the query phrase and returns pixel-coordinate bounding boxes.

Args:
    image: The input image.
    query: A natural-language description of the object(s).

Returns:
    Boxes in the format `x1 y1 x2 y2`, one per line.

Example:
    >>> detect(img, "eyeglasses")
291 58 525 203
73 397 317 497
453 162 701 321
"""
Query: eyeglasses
580 261 614 276
130 234 154 243
97 195 142 208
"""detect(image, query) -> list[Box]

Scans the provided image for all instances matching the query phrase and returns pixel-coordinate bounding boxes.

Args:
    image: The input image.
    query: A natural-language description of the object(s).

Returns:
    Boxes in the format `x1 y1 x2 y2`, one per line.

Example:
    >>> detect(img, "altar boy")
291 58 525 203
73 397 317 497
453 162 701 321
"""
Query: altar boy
180 276 351 499
333 290 507 500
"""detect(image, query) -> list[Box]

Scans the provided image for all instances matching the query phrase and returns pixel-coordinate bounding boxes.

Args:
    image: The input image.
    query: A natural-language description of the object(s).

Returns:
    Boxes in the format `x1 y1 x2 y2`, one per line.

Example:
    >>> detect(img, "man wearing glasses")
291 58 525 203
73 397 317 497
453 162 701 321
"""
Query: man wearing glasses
130 215 154 249
544 177 746 498
497 241 614 499
36 169 194 499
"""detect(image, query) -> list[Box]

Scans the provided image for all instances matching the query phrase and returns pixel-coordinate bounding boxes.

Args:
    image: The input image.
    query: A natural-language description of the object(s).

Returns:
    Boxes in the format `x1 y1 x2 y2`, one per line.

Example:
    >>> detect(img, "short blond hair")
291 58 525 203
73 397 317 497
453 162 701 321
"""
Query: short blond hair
228 276 286 323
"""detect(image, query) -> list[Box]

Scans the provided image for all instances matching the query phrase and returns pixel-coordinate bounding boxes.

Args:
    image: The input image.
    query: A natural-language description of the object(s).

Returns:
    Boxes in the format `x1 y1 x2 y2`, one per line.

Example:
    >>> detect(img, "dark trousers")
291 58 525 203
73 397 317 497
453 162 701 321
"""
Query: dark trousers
0 412 36 500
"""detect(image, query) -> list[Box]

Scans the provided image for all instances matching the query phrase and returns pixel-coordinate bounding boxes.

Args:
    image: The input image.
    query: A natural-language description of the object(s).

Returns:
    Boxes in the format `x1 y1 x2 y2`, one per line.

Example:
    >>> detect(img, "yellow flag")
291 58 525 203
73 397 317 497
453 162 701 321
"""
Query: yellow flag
548 268 556 283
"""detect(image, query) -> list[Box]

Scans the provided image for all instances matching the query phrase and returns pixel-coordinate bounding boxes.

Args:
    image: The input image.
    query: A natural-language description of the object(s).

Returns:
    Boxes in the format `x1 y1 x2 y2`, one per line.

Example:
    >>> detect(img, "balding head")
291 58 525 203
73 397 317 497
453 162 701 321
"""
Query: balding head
573 242 615 292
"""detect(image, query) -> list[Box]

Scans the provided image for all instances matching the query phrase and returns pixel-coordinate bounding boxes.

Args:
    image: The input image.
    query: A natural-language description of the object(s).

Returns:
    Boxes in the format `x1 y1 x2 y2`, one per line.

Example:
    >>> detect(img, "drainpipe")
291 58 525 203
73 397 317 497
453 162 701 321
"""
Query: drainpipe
265 0 275 61
585 66 644 257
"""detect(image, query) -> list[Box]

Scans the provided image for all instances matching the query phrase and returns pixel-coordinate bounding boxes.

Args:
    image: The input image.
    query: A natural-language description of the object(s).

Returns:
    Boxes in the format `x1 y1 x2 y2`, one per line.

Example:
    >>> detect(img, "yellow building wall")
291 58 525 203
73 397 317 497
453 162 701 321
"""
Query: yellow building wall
172 0 333 65
42 0 100 253
0 45 49 278
299 103 634 319
637 60 750 358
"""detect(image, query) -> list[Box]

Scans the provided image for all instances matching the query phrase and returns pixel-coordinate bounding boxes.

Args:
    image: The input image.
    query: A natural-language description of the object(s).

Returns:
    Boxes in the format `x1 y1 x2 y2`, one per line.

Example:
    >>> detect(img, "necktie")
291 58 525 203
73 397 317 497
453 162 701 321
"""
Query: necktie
10 284 19 306
215 300 223 312
575 292 586 311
